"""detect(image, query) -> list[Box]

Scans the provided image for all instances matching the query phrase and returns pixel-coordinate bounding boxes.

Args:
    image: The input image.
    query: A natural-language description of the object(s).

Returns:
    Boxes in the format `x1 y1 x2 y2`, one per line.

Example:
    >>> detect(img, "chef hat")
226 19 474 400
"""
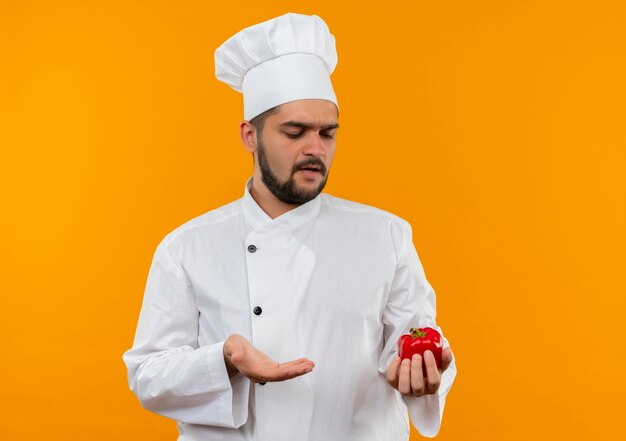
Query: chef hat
214 12 339 121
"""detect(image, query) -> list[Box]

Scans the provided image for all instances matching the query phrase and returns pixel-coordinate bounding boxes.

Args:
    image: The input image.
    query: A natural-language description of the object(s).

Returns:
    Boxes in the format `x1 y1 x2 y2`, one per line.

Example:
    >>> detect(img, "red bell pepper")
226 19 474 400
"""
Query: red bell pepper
398 327 443 378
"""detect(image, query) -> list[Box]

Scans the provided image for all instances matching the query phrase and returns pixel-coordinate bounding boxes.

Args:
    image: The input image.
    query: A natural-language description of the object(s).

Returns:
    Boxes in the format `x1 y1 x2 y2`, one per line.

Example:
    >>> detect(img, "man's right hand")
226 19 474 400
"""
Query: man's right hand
223 334 315 383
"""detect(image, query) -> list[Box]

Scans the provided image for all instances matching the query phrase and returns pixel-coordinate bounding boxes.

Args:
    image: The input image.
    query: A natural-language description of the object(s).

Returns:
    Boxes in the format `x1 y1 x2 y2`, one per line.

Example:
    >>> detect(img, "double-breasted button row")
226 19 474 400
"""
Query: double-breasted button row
249 244 261 383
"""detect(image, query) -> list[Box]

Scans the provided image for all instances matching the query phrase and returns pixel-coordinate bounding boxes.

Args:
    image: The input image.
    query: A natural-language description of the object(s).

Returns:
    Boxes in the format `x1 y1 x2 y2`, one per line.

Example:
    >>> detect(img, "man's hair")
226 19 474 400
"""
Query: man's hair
249 105 280 138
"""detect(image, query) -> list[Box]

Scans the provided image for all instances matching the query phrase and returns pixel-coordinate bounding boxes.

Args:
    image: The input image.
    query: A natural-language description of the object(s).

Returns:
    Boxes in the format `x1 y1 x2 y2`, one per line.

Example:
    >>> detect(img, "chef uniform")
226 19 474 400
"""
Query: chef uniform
123 12 457 441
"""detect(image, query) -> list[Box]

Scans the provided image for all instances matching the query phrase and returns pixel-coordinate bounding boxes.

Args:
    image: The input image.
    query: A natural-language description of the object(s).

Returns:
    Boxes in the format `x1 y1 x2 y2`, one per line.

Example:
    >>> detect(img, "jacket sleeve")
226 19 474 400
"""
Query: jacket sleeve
378 220 457 438
122 238 250 427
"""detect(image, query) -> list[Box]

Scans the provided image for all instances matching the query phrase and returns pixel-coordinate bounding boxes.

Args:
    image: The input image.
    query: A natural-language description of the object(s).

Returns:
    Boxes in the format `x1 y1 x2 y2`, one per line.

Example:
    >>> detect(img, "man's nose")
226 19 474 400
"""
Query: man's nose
302 132 325 156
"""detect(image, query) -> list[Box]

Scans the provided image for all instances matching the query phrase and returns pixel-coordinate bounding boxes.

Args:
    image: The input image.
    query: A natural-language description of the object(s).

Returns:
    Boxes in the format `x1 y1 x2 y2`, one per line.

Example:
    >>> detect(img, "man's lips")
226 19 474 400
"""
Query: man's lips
297 165 324 174
297 167 324 177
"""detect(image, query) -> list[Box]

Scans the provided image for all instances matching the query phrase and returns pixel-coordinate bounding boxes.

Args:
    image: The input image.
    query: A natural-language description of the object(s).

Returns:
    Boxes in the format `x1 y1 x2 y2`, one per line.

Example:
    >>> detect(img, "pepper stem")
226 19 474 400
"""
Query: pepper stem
410 327 427 338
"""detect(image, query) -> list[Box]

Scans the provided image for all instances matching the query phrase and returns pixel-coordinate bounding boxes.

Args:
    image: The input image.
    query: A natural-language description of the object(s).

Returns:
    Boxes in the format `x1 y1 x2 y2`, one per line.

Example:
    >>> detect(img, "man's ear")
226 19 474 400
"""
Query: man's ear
240 120 257 154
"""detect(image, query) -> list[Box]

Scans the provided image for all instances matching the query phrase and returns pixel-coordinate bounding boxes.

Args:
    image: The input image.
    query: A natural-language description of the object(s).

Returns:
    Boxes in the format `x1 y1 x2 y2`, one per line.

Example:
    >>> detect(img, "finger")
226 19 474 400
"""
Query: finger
386 356 401 387
423 350 441 394
281 359 315 377
410 354 425 396
281 357 315 369
397 358 412 395
273 361 313 379
440 347 453 373
289 357 315 365
265 358 315 381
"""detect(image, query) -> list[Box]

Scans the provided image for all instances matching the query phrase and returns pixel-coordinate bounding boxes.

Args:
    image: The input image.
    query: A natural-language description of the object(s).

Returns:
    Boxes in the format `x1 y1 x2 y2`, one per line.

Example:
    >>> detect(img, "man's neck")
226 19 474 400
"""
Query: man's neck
249 176 300 219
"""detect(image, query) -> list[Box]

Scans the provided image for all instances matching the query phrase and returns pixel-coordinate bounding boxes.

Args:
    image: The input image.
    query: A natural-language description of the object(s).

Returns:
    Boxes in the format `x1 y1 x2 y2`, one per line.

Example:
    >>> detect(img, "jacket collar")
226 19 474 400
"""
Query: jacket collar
241 176 322 234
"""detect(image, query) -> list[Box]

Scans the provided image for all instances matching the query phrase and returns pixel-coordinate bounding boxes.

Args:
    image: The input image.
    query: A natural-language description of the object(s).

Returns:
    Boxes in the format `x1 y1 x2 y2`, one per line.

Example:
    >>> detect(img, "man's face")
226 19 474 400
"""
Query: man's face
254 99 339 205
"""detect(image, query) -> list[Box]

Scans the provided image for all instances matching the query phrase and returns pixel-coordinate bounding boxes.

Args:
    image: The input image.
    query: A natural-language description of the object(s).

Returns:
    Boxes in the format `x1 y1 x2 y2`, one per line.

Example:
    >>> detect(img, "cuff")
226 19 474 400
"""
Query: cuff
404 392 442 437
205 340 250 428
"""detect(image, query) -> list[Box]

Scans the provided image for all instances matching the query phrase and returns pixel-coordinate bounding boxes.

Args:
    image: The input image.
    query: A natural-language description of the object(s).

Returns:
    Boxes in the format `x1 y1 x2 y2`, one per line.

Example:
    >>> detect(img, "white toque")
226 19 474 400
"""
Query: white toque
214 12 339 120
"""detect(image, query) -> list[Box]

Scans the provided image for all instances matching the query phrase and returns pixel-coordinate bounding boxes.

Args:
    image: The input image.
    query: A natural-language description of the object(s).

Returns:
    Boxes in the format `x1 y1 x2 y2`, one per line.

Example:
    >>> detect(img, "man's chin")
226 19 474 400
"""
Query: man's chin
261 171 328 205
280 183 325 205
297 175 327 191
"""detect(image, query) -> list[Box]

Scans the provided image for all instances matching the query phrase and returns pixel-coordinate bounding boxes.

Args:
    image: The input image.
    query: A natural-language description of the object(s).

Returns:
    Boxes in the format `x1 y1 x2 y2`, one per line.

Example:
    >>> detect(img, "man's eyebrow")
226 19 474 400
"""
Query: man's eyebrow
280 121 340 130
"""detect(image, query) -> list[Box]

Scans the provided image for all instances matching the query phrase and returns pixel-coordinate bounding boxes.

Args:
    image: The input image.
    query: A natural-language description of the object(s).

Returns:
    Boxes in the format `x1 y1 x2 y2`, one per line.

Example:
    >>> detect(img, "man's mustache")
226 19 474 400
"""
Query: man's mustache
293 158 327 175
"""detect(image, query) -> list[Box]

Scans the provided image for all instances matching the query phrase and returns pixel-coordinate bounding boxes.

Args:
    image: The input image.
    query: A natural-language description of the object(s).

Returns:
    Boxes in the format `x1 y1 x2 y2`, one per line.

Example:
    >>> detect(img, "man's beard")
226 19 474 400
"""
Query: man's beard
256 138 329 205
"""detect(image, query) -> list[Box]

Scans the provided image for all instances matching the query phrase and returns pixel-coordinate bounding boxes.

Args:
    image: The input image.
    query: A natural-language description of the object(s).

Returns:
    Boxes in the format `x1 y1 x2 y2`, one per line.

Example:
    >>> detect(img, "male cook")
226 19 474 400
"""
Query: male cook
123 12 457 441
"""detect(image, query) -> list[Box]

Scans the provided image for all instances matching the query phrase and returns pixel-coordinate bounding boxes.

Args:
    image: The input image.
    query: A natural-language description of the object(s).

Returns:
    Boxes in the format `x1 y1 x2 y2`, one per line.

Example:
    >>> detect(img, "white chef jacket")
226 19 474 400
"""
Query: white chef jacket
123 176 457 441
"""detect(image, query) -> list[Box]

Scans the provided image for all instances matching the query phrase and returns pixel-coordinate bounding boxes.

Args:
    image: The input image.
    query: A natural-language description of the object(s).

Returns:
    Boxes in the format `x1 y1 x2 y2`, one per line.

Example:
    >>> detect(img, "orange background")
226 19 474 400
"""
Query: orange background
1 1 624 439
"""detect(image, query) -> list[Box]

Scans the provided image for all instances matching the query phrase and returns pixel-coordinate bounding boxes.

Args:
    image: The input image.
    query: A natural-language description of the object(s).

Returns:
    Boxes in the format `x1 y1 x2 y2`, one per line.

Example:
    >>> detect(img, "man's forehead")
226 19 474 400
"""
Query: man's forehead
269 100 339 129
278 120 340 130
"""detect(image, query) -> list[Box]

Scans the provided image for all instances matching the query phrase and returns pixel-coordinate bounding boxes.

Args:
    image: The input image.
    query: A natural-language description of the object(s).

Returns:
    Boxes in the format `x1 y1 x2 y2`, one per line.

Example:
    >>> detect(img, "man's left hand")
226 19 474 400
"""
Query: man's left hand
386 347 453 397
